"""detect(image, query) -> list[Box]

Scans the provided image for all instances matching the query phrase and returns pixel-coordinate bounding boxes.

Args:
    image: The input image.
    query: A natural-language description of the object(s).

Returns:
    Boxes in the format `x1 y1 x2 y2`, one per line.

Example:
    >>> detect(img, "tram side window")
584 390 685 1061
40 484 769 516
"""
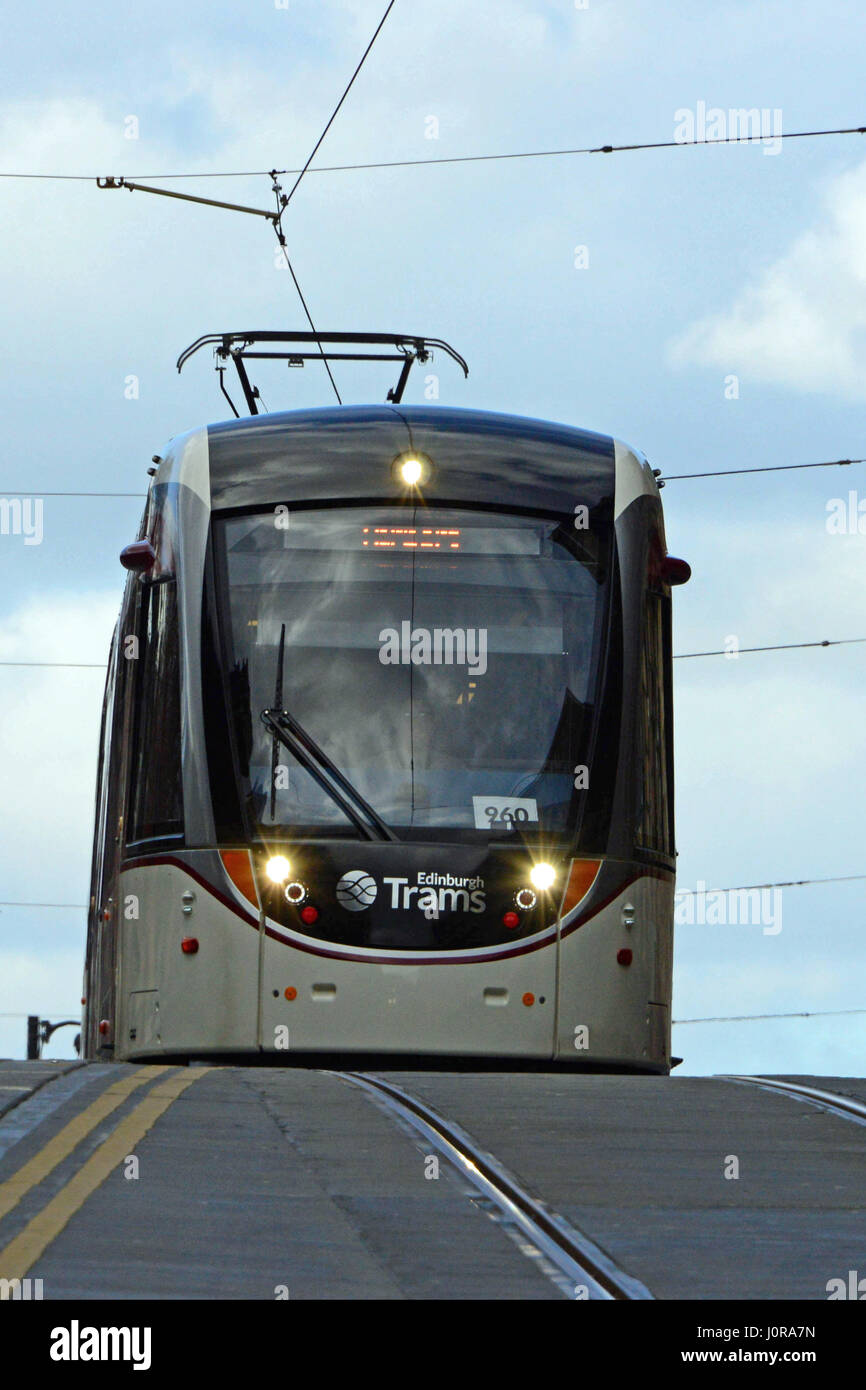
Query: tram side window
635 591 673 857
127 580 184 844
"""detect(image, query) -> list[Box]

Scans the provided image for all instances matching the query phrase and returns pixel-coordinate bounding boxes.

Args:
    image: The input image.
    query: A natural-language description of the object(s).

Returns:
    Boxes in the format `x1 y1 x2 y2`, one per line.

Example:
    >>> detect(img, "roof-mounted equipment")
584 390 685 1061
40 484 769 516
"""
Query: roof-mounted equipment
176 330 469 416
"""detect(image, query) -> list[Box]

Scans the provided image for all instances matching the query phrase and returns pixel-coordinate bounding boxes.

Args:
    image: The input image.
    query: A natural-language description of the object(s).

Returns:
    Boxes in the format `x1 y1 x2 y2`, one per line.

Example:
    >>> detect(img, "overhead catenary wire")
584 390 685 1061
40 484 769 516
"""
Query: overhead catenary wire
278 0 397 214
93 184 345 406
274 241 342 404
0 902 89 909
84 1 400 409
673 1008 866 1024
676 872 866 893
266 0 397 405
674 637 866 659
663 456 865 481
1 122 863 183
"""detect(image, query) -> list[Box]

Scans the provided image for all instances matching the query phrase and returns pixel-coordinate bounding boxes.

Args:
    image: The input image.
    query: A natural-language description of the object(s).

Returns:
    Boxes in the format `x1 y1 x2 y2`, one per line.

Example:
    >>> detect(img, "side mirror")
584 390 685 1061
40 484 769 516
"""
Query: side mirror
662 555 691 586
120 539 156 573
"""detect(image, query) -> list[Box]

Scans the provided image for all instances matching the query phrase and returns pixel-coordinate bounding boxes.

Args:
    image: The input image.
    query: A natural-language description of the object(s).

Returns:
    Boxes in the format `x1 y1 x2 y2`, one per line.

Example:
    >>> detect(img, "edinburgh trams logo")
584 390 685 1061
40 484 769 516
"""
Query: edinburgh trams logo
336 869 486 915
335 870 378 911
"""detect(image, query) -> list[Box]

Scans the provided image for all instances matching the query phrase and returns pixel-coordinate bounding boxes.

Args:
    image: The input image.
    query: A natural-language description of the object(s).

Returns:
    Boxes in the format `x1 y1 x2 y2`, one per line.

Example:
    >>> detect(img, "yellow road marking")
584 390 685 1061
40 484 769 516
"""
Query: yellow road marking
0 1068 208 1293
0 1066 167 1226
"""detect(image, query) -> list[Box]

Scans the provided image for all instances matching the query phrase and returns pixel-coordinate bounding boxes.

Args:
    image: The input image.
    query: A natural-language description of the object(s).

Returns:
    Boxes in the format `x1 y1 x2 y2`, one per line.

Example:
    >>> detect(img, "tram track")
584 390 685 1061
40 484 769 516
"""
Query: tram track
725 1074 866 1128
332 1070 654 1301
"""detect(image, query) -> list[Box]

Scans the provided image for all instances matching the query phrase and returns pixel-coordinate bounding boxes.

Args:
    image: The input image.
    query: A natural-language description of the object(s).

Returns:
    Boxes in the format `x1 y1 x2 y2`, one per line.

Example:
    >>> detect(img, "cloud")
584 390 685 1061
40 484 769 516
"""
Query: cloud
0 592 117 1058
0 950 84 1062
0 590 118 898
668 159 866 400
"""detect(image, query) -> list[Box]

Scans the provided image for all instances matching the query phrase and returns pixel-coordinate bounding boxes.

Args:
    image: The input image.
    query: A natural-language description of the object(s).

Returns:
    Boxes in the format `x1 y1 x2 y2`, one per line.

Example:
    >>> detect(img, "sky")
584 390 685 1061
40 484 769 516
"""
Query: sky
1 0 865 1073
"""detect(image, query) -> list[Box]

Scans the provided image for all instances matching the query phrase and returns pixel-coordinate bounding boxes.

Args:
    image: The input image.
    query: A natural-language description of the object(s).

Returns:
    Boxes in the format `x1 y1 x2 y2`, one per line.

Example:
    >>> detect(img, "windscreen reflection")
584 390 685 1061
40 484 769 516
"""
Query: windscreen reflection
215 506 607 842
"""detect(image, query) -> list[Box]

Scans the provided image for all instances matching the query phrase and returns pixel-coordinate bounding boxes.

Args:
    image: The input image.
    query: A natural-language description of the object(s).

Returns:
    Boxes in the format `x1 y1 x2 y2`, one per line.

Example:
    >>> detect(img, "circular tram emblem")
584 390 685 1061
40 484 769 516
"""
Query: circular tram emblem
336 870 378 911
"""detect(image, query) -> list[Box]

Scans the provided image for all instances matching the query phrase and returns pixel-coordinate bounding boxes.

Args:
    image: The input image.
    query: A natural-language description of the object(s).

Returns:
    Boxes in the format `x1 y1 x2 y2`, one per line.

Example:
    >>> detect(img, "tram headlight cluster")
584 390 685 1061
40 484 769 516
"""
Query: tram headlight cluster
503 874 552 930
265 855 291 885
514 887 537 912
264 857 319 924
529 862 556 892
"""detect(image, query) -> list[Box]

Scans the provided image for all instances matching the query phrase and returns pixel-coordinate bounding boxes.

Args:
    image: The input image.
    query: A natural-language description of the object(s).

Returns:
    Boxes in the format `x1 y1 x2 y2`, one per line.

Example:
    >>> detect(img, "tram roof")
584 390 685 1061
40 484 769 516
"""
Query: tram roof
204 404 618 515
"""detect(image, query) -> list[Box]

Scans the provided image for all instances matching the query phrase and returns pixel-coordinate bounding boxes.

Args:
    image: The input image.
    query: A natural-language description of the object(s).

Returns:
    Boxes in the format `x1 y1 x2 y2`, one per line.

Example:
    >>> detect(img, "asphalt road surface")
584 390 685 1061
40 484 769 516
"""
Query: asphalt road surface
0 1062 863 1300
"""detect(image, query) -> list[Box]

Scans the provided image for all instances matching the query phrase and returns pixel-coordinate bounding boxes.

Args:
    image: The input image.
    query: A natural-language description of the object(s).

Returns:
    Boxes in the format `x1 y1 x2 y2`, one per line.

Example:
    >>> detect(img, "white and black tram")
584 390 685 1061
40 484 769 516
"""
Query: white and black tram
83 331 690 1070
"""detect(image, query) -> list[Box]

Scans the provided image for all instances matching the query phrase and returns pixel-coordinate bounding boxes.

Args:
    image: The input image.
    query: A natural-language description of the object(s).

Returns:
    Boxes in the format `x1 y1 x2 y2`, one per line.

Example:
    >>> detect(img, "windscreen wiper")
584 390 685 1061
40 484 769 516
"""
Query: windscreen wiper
261 706 398 842
268 624 287 822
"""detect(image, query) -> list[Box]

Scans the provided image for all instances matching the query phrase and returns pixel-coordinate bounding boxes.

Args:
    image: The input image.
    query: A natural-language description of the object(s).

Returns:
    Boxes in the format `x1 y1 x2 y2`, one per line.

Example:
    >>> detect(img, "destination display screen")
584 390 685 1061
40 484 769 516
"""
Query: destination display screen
247 515 544 556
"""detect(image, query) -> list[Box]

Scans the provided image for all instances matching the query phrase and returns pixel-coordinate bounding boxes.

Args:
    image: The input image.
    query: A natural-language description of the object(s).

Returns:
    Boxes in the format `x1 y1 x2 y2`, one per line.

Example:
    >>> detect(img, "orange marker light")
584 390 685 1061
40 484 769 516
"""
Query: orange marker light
559 859 602 918
181 937 199 954
522 992 535 1007
284 987 297 1001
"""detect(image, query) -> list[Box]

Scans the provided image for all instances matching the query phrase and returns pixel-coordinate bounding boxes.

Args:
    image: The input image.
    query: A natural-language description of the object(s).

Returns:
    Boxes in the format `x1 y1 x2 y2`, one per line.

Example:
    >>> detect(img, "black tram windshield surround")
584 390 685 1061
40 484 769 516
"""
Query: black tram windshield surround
211 505 610 844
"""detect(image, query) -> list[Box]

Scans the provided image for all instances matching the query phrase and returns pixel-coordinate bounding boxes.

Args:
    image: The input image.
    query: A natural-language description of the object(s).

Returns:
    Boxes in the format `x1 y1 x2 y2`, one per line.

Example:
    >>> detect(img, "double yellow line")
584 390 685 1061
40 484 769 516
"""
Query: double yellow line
0 1065 208 1294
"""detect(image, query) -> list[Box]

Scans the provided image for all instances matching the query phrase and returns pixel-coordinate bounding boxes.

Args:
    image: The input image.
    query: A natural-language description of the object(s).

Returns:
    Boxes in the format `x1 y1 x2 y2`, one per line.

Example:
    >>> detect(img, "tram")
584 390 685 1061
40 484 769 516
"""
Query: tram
83 331 689 1070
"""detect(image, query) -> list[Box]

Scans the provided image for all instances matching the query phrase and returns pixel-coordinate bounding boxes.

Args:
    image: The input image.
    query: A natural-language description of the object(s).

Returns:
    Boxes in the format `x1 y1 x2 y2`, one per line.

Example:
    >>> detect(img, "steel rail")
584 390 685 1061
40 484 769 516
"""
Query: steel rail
333 1070 653 1300
725 1075 866 1129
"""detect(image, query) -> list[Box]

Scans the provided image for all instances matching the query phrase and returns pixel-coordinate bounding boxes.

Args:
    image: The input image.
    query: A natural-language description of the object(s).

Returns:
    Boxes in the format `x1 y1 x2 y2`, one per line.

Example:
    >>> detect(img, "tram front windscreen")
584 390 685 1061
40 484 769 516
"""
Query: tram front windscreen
212 505 610 843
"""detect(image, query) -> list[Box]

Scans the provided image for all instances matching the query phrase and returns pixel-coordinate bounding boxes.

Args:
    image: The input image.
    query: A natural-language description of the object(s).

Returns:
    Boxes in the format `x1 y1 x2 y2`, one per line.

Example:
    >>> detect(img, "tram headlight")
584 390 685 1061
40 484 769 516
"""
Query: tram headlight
529 862 556 892
393 452 430 487
401 457 423 484
265 855 291 885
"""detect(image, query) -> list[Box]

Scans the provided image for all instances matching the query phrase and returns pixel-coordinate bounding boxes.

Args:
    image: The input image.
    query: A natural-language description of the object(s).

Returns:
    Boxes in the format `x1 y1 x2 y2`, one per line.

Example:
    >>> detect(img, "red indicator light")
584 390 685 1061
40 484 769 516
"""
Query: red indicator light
98 1019 110 1036
502 911 520 930
181 937 199 954
300 905 319 925
662 555 691 587
284 986 297 1001
119 538 156 573
522 992 535 1007
617 948 633 966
